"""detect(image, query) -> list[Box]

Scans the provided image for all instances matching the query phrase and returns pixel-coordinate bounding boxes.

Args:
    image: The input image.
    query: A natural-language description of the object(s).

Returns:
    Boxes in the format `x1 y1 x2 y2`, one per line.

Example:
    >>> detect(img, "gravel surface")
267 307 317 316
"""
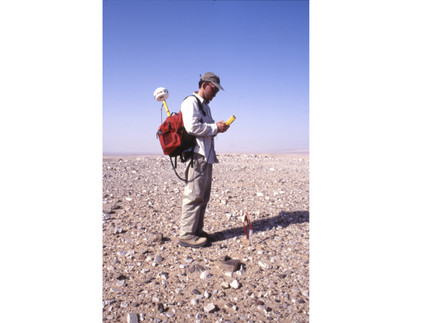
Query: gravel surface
103 154 309 322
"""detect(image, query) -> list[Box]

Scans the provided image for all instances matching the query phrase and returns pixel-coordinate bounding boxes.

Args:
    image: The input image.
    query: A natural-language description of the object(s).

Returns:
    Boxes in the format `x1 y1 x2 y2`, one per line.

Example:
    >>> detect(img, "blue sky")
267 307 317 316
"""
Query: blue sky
103 0 309 155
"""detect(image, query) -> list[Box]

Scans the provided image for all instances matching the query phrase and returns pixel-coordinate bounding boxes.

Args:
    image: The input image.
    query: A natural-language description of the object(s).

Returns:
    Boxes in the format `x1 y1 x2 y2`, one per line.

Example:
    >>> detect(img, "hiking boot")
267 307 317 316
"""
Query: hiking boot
179 236 208 248
197 231 214 242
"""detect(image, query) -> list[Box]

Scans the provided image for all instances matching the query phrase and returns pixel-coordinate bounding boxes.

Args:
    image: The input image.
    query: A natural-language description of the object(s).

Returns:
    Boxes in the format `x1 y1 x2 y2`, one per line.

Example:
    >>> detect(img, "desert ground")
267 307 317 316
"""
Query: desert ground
103 153 309 322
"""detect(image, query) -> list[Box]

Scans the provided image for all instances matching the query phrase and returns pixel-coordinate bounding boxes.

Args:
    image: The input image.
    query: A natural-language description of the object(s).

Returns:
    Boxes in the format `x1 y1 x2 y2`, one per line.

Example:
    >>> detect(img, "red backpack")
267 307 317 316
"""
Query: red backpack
156 95 205 181
156 111 196 158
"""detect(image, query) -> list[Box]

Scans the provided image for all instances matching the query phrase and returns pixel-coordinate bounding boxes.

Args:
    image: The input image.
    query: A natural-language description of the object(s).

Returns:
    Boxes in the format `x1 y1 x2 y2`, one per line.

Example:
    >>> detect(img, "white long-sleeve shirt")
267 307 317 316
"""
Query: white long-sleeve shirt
181 92 218 164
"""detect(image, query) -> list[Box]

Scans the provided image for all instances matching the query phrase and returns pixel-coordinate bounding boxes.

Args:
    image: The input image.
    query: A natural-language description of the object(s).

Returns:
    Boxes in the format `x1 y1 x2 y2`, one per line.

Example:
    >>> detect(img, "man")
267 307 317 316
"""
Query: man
179 72 230 248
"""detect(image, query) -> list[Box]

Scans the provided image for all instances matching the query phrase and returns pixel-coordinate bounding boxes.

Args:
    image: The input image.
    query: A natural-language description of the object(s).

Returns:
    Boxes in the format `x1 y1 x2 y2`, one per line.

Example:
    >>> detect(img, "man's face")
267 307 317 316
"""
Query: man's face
203 82 219 102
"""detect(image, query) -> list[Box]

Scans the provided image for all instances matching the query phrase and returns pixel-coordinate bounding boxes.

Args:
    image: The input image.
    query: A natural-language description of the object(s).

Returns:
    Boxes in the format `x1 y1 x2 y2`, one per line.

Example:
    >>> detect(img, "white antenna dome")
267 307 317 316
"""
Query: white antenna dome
153 87 169 101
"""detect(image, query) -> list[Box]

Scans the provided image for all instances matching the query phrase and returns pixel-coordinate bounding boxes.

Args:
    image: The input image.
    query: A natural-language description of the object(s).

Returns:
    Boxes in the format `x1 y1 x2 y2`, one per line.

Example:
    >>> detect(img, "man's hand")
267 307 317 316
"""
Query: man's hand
216 121 230 133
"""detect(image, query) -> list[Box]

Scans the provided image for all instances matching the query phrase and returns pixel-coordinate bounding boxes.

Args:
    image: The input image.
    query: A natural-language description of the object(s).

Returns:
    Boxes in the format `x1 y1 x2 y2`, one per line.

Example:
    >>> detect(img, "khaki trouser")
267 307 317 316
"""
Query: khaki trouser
180 154 213 238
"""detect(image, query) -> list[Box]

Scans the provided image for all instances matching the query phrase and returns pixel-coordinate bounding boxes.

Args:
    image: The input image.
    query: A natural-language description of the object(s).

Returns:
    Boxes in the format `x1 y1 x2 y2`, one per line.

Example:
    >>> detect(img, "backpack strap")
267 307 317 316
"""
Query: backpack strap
170 156 188 182
184 95 206 116
168 95 208 182
169 153 196 183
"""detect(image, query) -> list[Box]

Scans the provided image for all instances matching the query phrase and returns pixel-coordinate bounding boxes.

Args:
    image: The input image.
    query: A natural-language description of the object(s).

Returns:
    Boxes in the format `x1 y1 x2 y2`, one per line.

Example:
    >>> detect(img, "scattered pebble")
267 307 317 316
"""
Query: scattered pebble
230 279 240 289
204 303 217 313
103 154 309 322
221 282 230 289
200 270 211 280
126 312 138 323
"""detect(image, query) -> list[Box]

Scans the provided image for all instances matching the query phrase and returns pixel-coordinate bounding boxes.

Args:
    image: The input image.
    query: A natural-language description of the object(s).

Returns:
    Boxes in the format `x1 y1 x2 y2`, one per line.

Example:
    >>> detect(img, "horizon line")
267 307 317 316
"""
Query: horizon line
103 149 309 156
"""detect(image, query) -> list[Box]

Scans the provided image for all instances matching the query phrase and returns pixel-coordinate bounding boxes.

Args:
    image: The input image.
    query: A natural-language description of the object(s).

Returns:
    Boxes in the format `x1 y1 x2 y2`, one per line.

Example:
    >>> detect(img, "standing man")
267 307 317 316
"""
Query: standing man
179 72 230 248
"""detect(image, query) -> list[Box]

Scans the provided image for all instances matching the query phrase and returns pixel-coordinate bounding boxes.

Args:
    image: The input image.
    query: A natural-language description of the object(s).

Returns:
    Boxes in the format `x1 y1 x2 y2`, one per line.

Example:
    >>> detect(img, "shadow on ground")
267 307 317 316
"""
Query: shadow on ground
211 210 309 243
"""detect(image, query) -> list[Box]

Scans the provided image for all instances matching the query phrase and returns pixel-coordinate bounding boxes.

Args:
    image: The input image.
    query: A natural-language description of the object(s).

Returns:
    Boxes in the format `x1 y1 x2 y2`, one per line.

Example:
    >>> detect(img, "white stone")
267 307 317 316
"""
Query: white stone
258 261 272 270
230 279 240 289
127 313 139 323
204 303 216 313
200 270 211 280
221 282 230 289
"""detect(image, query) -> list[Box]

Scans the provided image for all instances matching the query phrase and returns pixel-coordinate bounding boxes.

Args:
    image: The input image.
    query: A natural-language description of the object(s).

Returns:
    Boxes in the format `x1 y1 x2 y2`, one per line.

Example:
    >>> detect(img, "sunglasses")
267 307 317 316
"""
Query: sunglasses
207 82 219 94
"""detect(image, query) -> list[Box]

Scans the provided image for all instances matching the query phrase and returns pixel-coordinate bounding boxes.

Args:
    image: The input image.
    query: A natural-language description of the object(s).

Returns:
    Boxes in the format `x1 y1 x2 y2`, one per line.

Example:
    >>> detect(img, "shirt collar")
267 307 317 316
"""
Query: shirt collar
193 92 208 104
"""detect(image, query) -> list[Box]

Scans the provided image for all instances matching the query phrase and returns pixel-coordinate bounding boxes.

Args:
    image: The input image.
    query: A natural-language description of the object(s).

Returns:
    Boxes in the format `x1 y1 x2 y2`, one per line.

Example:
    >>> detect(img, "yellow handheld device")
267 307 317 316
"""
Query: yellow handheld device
225 115 236 126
